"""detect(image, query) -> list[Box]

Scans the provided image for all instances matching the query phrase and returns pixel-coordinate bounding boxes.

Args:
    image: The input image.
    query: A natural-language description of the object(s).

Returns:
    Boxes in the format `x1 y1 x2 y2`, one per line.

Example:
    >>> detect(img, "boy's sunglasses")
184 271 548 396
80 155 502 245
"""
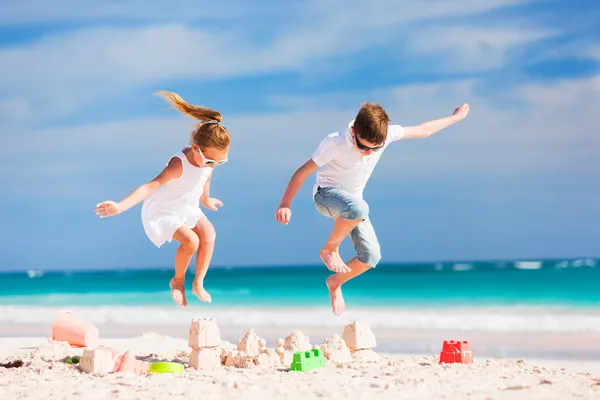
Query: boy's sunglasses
198 148 228 166
354 135 384 151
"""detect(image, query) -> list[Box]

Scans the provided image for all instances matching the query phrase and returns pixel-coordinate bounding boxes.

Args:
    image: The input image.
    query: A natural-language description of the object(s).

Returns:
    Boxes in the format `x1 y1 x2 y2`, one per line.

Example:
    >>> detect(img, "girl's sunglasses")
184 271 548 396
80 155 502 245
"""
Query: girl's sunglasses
198 148 228 166
354 135 384 151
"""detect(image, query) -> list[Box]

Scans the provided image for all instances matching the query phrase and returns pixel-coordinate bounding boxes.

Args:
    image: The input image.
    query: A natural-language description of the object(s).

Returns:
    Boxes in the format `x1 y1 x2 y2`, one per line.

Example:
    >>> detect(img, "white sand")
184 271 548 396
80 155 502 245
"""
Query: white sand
1 335 599 400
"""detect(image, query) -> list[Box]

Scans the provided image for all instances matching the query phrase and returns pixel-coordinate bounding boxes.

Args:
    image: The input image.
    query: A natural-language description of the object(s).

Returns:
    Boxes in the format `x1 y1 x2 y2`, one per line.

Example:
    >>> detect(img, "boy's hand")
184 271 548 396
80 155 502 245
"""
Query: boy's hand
95 201 123 218
452 103 470 121
275 207 292 225
203 198 223 211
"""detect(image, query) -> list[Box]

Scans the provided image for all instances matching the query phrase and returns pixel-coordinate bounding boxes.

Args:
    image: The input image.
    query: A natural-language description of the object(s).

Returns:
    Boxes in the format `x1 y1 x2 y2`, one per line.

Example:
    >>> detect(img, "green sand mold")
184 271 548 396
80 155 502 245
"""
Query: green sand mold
149 362 185 376
290 348 326 372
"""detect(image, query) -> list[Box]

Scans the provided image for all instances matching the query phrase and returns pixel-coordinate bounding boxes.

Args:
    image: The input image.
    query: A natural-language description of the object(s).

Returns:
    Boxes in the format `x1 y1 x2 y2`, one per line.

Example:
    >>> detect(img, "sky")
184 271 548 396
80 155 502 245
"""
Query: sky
1 0 599 271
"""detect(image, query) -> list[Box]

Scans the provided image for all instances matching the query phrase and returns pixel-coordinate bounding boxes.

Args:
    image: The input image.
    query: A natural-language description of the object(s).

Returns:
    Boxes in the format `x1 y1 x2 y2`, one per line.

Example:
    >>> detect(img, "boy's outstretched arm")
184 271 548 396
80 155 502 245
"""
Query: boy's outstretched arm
403 103 470 139
95 157 183 218
275 159 320 225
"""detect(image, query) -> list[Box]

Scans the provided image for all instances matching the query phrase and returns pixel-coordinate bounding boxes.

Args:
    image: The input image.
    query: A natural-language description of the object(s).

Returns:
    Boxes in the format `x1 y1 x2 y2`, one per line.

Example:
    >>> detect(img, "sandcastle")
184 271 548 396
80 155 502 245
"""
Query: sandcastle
319 320 379 364
343 320 379 362
222 329 280 368
70 312 380 374
195 319 379 369
188 318 221 370
79 347 116 374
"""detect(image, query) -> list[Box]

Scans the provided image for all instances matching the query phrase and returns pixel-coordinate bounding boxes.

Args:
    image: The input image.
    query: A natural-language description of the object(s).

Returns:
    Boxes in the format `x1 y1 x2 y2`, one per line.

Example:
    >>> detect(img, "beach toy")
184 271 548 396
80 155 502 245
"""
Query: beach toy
65 356 80 364
439 340 473 364
113 351 150 374
149 362 185 376
51 311 99 348
290 348 326 372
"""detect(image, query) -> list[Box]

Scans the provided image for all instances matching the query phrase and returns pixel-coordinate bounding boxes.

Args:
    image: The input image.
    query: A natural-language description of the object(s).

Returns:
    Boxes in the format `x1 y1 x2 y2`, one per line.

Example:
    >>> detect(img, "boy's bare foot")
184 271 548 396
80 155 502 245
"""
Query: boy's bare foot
326 275 346 316
169 278 187 307
192 280 212 303
320 248 350 273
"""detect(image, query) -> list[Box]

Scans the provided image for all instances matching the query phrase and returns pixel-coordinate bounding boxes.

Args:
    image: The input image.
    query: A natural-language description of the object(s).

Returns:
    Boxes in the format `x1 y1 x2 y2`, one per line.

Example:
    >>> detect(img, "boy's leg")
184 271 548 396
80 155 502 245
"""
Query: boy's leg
326 217 381 315
171 225 201 307
315 188 369 273
321 218 361 273
191 217 215 303
326 258 371 315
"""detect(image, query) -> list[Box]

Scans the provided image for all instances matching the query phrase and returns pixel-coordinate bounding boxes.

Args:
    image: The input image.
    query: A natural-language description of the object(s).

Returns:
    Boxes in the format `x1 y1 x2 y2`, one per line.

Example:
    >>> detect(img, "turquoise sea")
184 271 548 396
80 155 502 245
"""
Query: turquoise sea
1 258 598 308
2 258 600 357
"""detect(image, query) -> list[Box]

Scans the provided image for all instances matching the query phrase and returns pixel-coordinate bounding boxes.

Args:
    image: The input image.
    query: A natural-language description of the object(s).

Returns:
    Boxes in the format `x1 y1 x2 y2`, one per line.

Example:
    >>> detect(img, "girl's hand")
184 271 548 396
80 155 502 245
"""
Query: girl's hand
203 198 223 211
275 207 292 225
95 201 124 218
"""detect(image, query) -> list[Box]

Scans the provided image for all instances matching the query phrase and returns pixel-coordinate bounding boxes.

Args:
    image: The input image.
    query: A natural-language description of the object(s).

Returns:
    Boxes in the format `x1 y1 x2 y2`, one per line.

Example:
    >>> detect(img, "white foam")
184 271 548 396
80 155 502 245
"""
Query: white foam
2 305 600 333
451 263 473 271
26 270 44 278
515 261 542 270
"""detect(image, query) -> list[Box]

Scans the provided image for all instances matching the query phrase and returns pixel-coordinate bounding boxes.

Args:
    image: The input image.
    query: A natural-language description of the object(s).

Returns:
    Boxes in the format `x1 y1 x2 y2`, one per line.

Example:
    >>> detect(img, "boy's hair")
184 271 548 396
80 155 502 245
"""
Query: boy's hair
353 102 390 145
156 90 231 150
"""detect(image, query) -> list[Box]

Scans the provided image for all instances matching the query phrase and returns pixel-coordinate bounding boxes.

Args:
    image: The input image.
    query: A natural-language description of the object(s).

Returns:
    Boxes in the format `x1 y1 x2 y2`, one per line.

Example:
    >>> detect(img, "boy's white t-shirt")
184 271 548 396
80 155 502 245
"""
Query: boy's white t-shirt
312 120 404 197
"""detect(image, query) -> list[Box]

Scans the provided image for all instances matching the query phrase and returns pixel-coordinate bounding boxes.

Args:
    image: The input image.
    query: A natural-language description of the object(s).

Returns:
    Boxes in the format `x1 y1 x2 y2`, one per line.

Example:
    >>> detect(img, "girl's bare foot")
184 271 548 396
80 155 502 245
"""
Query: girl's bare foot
325 275 346 316
192 280 212 303
169 278 187 307
320 248 350 273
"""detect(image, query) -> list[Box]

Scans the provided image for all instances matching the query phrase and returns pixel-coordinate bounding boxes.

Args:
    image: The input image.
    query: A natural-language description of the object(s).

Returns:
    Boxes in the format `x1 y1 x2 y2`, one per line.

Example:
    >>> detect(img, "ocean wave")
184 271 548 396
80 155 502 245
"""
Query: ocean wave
2 305 600 333
6 258 597 279
514 261 542 270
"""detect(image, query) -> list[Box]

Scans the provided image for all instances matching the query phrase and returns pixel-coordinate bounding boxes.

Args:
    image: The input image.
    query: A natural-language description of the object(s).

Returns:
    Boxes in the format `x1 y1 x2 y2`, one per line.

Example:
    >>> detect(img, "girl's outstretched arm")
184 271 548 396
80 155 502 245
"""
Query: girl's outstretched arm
95 157 183 218
200 176 223 211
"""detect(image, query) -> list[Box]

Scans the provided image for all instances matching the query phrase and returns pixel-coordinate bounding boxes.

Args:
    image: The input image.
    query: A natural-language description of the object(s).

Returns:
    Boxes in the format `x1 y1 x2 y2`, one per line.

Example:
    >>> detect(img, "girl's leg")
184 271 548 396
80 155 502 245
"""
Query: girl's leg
171 225 200 307
191 217 216 303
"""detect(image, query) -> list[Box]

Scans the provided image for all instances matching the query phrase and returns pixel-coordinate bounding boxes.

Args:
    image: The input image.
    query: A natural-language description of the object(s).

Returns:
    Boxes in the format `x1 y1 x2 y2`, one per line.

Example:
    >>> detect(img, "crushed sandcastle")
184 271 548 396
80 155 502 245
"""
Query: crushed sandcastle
320 335 353 363
79 345 150 374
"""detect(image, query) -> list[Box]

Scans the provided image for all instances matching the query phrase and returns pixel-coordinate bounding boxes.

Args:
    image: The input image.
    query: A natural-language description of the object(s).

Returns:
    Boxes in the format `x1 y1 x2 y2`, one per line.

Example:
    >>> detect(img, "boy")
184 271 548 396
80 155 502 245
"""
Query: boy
275 102 470 315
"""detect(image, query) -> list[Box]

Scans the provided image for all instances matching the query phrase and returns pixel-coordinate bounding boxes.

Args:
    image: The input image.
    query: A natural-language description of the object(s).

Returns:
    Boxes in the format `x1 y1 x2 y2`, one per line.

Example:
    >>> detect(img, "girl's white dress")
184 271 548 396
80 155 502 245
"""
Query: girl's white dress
141 148 212 247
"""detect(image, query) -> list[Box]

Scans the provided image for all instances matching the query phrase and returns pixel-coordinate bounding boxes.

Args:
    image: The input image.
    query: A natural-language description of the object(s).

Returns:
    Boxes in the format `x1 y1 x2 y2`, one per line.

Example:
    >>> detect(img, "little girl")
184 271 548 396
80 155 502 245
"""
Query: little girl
95 91 230 307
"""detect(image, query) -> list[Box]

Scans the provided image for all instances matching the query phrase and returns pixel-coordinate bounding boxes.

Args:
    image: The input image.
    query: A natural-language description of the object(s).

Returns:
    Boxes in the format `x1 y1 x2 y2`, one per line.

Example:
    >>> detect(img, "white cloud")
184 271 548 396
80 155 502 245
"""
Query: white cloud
0 0 543 121
0 0 256 25
585 45 600 61
0 97 29 124
407 26 557 72
0 0 532 25
3 73 599 200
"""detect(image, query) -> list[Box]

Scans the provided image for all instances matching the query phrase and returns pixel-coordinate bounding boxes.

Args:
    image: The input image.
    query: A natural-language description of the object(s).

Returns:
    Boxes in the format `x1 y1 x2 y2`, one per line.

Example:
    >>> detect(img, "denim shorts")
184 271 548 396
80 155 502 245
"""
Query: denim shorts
313 186 382 267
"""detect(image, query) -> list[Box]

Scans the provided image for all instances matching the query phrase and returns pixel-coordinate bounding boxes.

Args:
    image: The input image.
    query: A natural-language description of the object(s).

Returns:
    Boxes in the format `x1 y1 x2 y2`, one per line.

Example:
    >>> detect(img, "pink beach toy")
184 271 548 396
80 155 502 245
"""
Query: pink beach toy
51 311 100 348
113 351 150 374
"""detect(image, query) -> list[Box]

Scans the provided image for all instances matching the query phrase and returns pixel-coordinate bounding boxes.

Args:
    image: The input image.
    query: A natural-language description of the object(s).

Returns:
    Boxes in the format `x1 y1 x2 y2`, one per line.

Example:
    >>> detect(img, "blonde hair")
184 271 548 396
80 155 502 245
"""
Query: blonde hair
156 90 231 150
